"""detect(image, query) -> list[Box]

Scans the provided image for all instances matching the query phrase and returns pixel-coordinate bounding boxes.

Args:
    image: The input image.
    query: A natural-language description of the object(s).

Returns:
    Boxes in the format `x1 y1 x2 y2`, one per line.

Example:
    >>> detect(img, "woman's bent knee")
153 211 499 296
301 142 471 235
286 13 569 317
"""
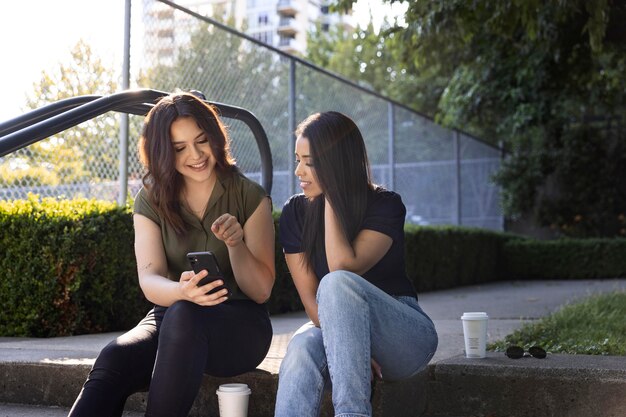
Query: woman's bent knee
159 300 205 341
89 342 135 384
318 270 362 296
96 341 133 369
163 300 200 322
317 270 367 310
281 328 325 371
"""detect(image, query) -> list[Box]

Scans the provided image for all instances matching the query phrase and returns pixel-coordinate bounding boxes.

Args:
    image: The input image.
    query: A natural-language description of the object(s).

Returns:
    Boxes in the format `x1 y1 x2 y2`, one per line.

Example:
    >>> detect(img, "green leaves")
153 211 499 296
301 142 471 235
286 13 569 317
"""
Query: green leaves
391 0 626 236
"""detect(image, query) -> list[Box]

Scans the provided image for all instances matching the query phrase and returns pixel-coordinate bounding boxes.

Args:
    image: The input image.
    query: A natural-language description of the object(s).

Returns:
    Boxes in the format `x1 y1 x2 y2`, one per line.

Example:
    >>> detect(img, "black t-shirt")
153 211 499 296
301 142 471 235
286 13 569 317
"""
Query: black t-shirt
279 188 416 297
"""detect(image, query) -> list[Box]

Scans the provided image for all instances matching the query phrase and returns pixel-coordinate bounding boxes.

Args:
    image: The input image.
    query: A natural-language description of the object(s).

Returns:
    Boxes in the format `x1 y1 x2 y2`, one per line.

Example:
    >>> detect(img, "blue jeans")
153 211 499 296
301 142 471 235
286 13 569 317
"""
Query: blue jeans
274 270 438 417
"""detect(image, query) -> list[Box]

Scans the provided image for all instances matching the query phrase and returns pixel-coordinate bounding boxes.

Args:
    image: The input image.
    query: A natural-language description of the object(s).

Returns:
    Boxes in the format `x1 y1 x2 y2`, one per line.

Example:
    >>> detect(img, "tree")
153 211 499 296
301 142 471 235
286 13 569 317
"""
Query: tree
333 0 626 237
306 19 444 117
2 40 120 190
305 21 453 163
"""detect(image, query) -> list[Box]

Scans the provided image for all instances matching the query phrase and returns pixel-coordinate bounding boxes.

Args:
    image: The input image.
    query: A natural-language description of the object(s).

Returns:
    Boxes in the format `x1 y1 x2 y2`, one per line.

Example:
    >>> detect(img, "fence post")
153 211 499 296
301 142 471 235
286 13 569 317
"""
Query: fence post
499 140 505 231
387 102 395 190
454 130 462 225
287 59 296 196
117 0 132 206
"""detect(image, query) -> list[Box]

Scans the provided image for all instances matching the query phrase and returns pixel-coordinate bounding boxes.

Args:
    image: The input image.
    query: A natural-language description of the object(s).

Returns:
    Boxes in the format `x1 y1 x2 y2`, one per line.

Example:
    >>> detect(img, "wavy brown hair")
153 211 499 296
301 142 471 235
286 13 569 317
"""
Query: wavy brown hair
138 93 236 235
296 111 373 269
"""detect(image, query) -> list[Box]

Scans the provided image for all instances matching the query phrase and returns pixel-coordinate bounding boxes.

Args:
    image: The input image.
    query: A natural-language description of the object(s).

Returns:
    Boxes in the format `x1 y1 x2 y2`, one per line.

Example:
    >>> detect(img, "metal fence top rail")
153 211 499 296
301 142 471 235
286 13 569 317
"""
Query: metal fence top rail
0 88 273 193
156 0 500 151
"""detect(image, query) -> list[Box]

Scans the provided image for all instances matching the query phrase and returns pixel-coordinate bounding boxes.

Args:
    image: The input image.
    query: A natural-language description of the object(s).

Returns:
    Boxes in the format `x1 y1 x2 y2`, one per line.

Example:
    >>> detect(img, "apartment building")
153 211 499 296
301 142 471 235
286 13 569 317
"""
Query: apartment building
250 0 355 54
143 0 354 63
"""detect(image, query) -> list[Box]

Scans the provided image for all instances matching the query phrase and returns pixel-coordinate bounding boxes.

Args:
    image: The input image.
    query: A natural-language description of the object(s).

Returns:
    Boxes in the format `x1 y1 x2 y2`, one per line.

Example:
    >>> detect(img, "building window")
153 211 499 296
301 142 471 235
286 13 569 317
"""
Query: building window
321 5 329 14
253 30 273 44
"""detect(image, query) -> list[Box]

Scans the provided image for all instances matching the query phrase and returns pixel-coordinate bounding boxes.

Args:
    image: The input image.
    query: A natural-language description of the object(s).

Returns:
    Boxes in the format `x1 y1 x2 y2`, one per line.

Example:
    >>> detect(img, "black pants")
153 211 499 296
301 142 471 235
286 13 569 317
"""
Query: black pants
68 299 272 417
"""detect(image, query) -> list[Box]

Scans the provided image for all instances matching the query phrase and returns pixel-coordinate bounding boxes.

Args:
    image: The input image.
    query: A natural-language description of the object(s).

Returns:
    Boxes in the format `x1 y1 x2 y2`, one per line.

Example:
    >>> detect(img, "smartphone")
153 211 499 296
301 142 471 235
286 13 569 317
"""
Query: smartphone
186 251 230 297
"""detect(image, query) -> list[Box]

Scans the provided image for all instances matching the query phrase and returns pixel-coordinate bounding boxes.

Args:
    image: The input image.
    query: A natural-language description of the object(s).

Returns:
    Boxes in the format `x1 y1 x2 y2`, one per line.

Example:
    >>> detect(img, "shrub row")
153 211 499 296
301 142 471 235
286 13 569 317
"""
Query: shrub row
1 197 625 336
0 196 149 337
502 237 626 279
404 224 507 292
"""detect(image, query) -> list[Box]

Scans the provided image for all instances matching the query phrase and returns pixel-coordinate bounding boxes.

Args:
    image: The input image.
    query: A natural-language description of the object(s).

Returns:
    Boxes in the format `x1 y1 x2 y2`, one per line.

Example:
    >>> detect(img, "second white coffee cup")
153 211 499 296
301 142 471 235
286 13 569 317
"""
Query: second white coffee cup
216 383 251 417
461 312 489 358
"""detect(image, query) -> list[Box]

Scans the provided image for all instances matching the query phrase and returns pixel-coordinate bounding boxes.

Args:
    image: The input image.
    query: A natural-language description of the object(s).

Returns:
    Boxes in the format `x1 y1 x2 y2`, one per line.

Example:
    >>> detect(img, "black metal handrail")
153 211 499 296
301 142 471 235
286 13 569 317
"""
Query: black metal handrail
0 89 273 193
0 95 101 138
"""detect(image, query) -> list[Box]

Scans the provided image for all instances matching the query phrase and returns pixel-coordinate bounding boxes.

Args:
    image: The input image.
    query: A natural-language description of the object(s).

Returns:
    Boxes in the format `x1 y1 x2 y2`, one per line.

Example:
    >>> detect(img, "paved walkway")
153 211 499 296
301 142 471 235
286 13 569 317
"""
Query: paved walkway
1 278 625 416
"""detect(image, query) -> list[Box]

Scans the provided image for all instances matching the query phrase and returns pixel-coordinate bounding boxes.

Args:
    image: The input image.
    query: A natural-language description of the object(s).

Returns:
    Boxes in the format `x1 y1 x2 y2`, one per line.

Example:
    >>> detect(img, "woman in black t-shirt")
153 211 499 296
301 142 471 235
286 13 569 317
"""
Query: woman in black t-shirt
274 111 438 417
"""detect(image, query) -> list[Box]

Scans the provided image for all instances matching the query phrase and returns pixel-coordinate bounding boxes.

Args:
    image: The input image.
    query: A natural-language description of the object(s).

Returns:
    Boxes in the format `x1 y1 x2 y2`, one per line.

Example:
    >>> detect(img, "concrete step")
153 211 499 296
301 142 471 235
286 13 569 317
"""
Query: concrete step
3 280 626 416
0 309 429 417
5 352 624 417
0 403 465 417
424 353 626 417
0 360 428 417
0 403 141 417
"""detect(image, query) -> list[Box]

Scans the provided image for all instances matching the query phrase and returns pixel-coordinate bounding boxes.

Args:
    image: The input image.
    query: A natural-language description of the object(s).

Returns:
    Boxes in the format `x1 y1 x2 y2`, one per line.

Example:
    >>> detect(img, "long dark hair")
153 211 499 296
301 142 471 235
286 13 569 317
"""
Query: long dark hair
138 93 236 235
296 111 373 269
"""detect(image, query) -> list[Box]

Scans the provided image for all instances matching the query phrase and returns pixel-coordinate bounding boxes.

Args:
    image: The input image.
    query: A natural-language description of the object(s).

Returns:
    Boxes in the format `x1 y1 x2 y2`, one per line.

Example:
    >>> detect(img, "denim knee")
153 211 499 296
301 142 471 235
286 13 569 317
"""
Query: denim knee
317 270 365 306
281 329 325 373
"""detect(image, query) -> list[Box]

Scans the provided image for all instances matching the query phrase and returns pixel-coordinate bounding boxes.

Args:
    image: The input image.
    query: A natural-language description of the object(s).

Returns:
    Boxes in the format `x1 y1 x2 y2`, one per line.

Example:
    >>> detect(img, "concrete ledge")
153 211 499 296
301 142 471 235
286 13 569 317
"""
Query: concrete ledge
4 280 626 416
0 361 427 417
425 353 626 417
0 362 90 408
3 353 626 417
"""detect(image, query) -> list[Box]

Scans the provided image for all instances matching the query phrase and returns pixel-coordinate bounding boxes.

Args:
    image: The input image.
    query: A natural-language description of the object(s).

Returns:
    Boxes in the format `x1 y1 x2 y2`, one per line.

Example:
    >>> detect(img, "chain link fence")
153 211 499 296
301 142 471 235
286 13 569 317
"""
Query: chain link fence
0 0 502 230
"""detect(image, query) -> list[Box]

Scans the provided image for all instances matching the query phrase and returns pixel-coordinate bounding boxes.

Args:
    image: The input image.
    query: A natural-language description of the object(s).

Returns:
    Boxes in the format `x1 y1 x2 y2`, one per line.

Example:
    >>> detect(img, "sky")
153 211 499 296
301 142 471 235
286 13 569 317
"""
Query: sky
0 0 405 122
0 0 127 120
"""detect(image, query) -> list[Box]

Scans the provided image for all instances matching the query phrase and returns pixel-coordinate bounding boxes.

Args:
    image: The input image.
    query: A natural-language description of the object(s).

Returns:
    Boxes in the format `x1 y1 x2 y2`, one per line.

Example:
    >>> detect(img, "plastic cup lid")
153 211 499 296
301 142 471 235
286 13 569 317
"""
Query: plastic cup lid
218 383 250 393
461 312 488 319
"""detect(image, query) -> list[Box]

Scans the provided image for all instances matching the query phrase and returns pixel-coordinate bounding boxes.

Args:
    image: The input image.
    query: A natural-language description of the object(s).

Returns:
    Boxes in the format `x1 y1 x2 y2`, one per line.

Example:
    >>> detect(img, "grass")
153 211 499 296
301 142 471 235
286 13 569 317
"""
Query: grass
489 291 626 356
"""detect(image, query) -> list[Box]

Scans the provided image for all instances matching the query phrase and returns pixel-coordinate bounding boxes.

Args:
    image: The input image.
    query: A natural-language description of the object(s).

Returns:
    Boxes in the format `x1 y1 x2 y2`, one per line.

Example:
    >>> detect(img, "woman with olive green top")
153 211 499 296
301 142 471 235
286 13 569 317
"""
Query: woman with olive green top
133 169 270 301
69 93 275 417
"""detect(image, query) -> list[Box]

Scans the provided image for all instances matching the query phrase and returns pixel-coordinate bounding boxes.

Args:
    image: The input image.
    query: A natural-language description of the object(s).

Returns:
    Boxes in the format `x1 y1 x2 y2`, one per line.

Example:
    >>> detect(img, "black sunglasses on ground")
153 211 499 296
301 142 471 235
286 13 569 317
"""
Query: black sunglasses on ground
505 345 547 359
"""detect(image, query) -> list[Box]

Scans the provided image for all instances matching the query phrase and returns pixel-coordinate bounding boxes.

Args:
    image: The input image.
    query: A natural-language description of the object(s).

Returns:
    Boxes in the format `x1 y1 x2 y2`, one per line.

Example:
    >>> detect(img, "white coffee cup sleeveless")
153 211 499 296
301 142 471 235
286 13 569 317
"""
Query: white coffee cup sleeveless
216 383 251 417
461 312 489 358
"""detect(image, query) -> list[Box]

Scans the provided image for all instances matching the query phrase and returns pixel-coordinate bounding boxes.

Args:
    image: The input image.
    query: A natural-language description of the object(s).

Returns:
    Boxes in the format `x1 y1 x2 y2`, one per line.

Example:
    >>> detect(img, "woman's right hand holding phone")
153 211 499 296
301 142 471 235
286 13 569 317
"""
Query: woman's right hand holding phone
179 270 229 306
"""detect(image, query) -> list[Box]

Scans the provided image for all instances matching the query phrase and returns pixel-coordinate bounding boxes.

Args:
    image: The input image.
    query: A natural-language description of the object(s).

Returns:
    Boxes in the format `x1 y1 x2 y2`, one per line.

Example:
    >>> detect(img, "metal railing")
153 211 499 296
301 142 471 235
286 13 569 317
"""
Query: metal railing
0 89 273 194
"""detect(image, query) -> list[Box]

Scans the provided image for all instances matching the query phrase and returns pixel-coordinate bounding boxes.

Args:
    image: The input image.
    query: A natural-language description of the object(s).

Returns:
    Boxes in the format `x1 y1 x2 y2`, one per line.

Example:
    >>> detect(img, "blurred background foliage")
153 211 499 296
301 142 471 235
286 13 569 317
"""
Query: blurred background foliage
324 0 626 238
7 0 626 238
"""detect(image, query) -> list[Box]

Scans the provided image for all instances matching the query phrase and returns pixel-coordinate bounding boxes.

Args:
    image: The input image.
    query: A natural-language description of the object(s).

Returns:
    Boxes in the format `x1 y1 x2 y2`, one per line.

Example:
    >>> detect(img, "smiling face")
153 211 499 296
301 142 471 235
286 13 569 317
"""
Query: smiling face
295 135 323 199
170 116 217 186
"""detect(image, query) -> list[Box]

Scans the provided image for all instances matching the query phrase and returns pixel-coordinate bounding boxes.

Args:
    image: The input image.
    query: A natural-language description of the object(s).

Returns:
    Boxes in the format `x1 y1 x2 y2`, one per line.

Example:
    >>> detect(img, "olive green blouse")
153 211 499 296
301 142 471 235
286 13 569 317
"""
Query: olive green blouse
133 170 268 301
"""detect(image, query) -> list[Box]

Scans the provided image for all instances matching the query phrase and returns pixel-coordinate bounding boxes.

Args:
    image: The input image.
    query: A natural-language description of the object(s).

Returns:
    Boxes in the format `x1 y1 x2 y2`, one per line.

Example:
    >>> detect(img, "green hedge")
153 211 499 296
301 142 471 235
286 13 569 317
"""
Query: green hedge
2 197 625 337
502 237 626 279
0 196 148 337
404 225 509 291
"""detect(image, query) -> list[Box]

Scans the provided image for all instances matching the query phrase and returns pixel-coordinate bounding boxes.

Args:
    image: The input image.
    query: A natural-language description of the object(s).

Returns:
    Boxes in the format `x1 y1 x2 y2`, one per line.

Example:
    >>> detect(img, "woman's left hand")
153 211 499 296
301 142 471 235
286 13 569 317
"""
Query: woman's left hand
211 213 244 247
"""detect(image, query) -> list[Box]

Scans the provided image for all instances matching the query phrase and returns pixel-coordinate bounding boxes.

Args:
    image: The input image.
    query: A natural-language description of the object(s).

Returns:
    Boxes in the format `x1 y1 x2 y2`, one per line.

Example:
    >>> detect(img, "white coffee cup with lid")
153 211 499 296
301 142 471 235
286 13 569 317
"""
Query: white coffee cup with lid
216 383 251 417
461 312 489 358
